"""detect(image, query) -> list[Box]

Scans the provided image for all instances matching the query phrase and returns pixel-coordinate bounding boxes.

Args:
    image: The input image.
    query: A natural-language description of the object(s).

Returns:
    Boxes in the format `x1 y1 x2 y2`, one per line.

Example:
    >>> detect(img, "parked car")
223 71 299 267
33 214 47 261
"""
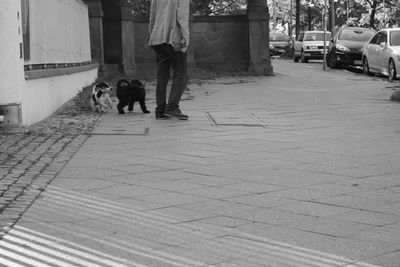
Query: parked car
269 31 291 56
293 31 331 63
327 26 375 68
363 28 400 81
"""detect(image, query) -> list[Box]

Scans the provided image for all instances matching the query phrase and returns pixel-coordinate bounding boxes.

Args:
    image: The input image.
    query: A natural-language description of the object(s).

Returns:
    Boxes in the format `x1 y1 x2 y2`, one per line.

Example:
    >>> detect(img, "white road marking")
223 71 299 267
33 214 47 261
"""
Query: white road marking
1 186 381 267
0 241 77 266
4 232 130 267
0 246 54 267
42 186 381 267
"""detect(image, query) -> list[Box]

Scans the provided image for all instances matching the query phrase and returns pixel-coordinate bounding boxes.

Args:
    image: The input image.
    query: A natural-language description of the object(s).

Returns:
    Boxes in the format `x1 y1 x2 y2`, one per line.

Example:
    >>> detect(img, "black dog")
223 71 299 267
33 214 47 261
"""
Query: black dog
116 79 150 114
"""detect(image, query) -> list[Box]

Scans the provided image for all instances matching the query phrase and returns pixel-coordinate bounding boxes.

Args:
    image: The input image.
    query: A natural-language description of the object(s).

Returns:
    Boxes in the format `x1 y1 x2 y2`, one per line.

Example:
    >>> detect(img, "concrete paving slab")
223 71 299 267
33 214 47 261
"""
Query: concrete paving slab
225 194 301 209
326 209 400 226
219 182 286 194
368 251 400 267
311 194 389 211
235 223 332 247
304 236 400 262
282 216 373 238
137 191 210 206
276 200 356 217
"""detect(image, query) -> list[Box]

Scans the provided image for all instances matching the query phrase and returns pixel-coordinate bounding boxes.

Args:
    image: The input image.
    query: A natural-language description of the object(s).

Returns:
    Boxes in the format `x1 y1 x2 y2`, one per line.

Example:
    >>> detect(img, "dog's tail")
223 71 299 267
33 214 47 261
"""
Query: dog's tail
116 79 130 88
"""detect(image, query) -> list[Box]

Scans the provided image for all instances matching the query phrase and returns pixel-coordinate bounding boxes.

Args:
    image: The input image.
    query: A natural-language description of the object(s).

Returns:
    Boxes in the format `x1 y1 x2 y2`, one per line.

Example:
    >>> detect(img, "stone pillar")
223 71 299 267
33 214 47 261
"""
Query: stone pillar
84 0 104 71
120 6 136 75
247 0 273 75
102 0 136 75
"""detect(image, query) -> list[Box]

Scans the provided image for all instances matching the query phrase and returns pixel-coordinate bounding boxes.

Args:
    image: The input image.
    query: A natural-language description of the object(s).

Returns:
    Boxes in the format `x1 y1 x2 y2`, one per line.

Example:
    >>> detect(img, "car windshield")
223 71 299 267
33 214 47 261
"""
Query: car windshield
270 33 290 41
390 31 400 46
339 29 375 42
304 32 331 41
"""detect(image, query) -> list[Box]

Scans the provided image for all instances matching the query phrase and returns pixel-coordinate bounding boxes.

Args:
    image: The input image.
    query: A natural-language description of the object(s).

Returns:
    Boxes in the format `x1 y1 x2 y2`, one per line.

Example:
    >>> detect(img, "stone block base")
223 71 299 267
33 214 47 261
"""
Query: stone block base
0 104 22 128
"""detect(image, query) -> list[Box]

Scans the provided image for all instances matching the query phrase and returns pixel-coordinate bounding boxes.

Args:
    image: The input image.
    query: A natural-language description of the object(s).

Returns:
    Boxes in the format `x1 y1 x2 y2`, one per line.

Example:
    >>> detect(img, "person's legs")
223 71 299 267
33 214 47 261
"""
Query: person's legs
151 44 171 117
166 50 187 112
162 46 188 120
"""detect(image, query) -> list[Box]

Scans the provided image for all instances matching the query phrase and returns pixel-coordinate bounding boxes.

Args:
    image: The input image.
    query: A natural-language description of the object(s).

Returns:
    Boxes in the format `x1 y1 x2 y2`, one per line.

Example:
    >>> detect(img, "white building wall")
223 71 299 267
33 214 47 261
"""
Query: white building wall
22 69 97 126
0 0 25 105
0 0 97 127
28 0 91 65
21 0 97 126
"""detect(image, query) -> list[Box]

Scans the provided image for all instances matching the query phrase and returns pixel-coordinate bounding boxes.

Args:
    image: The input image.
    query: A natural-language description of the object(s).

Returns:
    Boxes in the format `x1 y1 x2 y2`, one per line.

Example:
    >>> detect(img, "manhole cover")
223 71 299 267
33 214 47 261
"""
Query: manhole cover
206 112 265 127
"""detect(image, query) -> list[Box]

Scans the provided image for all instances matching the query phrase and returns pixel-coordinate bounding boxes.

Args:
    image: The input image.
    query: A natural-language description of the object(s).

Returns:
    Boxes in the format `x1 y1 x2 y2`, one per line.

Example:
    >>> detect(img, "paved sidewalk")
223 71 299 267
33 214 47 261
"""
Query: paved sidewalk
1 59 400 266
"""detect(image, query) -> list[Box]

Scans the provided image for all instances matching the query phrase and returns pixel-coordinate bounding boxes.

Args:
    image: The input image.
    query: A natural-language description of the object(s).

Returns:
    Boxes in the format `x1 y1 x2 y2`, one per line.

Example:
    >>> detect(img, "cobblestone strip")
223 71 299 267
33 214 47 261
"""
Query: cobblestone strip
0 133 89 238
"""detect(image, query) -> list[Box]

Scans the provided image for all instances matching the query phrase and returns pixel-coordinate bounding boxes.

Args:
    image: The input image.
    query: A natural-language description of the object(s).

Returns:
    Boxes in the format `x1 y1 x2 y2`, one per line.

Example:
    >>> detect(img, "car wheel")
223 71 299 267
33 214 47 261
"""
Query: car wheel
301 50 308 63
363 57 372 76
388 59 397 81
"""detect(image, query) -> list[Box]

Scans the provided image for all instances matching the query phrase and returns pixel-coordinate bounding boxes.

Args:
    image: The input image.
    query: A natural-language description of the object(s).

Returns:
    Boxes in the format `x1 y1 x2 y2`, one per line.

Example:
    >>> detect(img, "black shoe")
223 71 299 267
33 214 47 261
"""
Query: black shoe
165 109 189 120
155 113 171 120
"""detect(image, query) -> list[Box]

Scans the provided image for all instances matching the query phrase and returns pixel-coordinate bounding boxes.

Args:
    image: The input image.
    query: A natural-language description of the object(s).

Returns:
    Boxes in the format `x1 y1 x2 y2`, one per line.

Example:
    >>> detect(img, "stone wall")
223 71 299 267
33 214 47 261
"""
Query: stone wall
92 0 272 77
130 15 250 77
192 16 249 72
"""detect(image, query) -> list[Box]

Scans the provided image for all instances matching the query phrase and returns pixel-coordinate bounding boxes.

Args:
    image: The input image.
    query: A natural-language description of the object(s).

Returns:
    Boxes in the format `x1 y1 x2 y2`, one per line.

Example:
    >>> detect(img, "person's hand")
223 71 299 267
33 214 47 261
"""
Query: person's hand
181 38 187 48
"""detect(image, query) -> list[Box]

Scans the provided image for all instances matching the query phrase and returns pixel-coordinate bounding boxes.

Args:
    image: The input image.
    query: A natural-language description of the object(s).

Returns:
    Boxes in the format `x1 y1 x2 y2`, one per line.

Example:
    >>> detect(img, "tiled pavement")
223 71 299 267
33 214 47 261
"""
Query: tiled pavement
0 59 400 266
0 133 89 235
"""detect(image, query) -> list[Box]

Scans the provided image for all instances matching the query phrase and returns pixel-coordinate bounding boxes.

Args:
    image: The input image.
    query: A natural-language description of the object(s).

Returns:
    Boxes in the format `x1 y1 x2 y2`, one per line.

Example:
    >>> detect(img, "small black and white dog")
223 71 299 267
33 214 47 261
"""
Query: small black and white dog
116 79 150 114
90 82 113 112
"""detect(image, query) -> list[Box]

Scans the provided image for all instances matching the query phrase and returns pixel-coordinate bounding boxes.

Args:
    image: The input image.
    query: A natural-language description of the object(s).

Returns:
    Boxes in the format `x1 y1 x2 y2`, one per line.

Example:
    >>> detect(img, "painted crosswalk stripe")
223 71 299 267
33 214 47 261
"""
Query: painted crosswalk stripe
38 189 218 239
27 195 209 266
0 246 54 267
44 187 380 266
20 186 381 267
46 185 182 224
25 211 377 267
17 219 206 267
0 256 26 267
0 241 75 267
44 187 379 266
1 227 150 267
11 226 132 265
4 232 131 267
28 202 336 267
210 235 364 267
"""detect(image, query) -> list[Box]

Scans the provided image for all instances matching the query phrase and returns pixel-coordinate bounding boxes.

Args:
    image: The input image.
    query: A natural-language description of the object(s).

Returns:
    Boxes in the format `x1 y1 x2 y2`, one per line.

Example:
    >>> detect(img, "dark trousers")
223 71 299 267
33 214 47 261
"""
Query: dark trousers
151 44 187 115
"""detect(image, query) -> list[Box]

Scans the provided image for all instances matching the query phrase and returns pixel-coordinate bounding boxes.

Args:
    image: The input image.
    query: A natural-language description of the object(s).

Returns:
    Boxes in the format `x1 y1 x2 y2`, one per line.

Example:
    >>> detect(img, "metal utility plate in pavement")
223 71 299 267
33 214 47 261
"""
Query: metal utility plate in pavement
206 111 265 127
90 127 149 136
87 114 151 136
